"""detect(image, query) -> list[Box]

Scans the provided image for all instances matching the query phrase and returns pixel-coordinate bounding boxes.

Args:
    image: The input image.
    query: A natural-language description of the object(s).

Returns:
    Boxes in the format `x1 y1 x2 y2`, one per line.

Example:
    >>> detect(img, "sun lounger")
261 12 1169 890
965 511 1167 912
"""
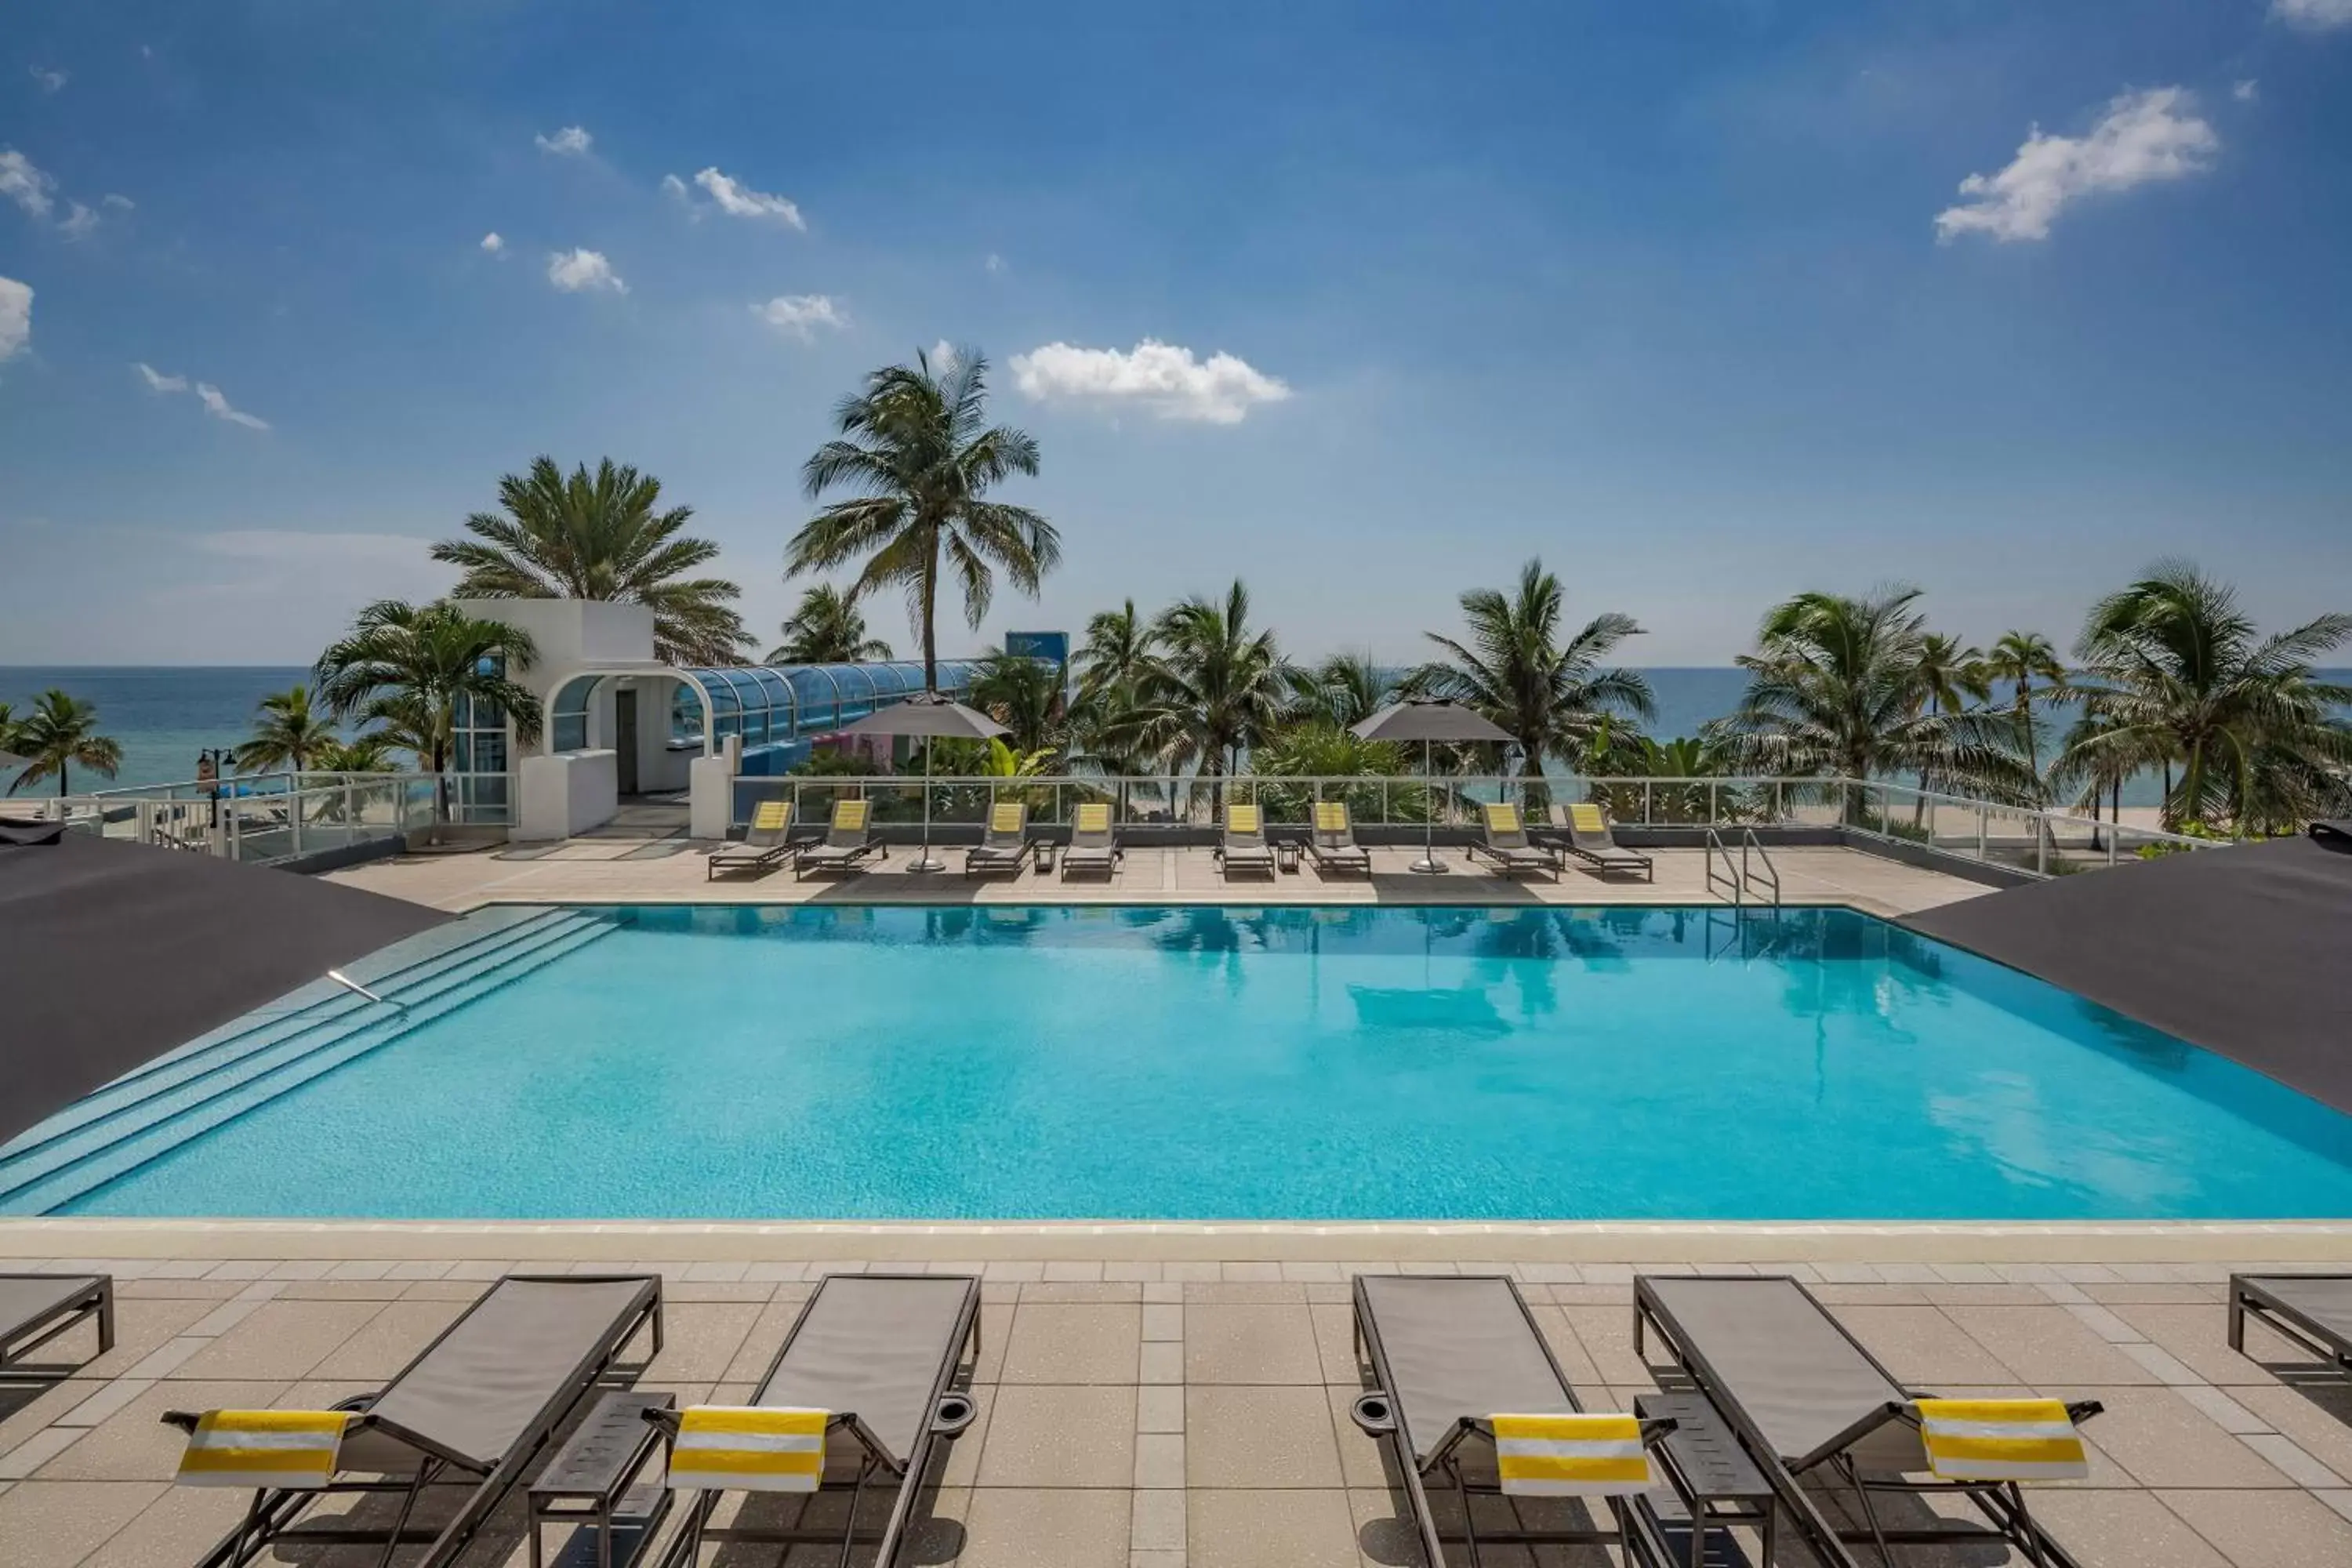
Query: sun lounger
795 798 886 880
1306 800 1371 875
1349 1275 1680 1568
0 1273 112 1380
1213 803 1276 877
708 799 797 880
1465 803 1562 877
165 1272 662 1568
1634 1273 2101 1568
651 1272 980 1568
965 800 1036 877
1060 801 1123 878
1549 802 1654 880
2230 1273 2352 1382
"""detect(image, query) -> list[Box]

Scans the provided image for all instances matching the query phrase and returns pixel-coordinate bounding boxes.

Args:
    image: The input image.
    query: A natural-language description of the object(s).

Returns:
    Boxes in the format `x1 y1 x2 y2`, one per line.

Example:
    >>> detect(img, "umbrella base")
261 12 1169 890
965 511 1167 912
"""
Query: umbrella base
1408 857 1449 874
908 855 947 873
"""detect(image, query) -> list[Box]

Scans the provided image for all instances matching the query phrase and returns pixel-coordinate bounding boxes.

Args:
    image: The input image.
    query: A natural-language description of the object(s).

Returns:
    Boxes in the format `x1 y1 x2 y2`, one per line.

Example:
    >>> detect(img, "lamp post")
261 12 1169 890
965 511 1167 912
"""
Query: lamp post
197 747 235 826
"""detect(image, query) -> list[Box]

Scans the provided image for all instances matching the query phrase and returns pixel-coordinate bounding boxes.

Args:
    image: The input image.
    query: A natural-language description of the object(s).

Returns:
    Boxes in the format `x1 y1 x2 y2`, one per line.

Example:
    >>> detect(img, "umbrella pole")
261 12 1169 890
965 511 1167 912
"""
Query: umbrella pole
913 742 944 873
1412 737 1446 874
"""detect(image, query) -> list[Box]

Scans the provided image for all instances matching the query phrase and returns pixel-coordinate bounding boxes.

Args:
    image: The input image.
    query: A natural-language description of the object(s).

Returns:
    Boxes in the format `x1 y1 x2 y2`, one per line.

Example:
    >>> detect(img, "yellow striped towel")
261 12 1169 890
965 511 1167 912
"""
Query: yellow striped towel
832 800 869 832
1569 802 1606 833
750 800 790 833
990 803 1025 833
1227 804 1261 834
1916 1399 2088 1482
176 1410 350 1490
1484 803 1523 833
1491 1412 1653 1497
1314 801 1349 834
669 1406 828 1493
1075 803 1112 833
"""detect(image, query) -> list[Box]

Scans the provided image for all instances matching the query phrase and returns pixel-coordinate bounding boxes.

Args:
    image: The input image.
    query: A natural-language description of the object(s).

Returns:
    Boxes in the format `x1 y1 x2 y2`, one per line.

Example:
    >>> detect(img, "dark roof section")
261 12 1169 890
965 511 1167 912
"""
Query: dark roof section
1902 832 2352 1116
0 831 446 1144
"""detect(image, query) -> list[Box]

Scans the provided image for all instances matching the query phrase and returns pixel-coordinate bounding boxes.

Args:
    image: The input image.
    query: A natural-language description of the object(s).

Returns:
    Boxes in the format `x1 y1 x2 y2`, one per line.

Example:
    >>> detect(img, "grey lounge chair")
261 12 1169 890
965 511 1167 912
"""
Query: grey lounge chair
1349 1275 1679 1568
2230 1273 2352 1383
1060 801 1124 878
1465 803 1562 877
1635 1273 2101 1568
1550 802 1653 880
0 1272 112 1381
167 1272 662 1568
1212 803 1276 877
965 800 1036 877
795 798 886 880
1306 800 1371 875
708 798 797 880
652 1272 980 1568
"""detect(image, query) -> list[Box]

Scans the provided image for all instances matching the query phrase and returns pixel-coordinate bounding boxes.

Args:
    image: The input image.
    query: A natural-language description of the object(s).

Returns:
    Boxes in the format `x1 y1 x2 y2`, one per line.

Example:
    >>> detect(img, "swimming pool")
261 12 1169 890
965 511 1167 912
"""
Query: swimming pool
33 903 2352 1221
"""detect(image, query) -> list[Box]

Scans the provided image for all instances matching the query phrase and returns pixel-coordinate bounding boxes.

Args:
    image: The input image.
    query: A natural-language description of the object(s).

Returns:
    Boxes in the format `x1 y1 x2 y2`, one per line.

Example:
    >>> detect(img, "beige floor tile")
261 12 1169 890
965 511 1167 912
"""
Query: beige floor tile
1348 1486 1428 1568
935 1385 995 1490
639 1302 763 1381
1309 1304 1363 1385
2024 1486 2232 1567
1000 1305 1142 1385
170 1300 386 1381
303 1298 469 1382
1137 1386 1184 1434
1189 1488 1363 1568
1946 1305 2165 1386
0 1479 165 1566
1323 1386 1394 1490
1186 1386 1345 1488
1528 1305 1602 1386
72 1299 217 1382
1836 1305 2015 1385
951 1486 1131 1568
30 1381 285 1483
2230 1383 2352 1479
1555 1305 1650 1385
78 1484 258 1566
2069 1388 2292 1489
1185 1305 1324 1385
973 1386 1137 1488
719 1294 808 1383
0 1380 98 1458
2160 1487 2352 1568
2114 1305 2280 1385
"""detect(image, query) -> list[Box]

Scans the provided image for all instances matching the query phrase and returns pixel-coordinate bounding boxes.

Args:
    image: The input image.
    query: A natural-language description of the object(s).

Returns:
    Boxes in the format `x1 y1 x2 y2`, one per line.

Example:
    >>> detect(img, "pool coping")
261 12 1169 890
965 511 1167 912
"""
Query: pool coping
6 1217 2350 1264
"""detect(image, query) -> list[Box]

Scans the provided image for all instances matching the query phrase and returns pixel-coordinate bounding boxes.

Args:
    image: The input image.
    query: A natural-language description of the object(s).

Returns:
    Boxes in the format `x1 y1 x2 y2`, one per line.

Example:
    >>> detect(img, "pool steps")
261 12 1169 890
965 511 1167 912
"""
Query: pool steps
0 908 615 1214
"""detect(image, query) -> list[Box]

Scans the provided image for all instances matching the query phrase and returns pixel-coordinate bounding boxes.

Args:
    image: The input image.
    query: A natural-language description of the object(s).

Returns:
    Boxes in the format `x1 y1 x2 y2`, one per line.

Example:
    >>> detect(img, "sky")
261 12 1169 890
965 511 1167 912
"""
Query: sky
2 0 2349 668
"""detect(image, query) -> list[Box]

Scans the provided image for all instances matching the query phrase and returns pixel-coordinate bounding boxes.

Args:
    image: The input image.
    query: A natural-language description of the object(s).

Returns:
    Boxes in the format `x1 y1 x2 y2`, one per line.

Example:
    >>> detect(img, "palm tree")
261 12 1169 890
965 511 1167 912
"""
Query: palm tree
1286 652 1393 730
1906 633 1990 822
433 456 749 666
5 689 123 797
0 702 20 792
767 583 893 664
1406 559 1653 806
1073 601 1156 712
313 601 543 819
1717 586 2032 822
1981 630 2070 786
1123 582 1293 810
2061 562 2352 833
790 347 1059 691
234 685 339 774
313 734 402 773
1588 734 1733 825
968 648 1065 757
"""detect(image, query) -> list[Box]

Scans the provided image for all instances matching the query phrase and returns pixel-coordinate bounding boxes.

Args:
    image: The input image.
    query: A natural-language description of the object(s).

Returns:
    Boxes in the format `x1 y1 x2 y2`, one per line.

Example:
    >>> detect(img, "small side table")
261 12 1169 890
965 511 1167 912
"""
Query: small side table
528 1389 674 1568
1276 838 1302 873
1036 840 1057 875
1635 1391 1776 1568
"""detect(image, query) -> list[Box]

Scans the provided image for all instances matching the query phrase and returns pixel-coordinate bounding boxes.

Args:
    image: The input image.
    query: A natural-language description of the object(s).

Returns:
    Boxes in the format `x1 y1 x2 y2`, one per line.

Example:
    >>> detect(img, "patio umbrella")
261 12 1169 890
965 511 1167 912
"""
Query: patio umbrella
1351 699 1512 873
839 691 1007 873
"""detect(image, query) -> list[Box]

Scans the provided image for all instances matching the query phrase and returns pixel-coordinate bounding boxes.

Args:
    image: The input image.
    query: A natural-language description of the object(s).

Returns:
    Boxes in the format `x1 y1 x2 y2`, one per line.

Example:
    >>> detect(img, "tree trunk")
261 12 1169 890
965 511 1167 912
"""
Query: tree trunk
58 761 68 797
920 531 940 693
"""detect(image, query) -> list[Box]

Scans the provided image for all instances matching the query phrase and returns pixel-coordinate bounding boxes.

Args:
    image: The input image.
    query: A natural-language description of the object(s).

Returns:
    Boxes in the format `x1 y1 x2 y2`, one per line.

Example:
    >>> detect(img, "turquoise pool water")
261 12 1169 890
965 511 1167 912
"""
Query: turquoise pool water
56 904 2352 1221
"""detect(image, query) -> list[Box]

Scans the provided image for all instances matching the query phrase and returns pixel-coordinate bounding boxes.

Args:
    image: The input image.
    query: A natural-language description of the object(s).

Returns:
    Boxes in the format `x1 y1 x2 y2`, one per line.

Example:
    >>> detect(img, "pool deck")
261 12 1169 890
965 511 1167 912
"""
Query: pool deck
322 840 1992 920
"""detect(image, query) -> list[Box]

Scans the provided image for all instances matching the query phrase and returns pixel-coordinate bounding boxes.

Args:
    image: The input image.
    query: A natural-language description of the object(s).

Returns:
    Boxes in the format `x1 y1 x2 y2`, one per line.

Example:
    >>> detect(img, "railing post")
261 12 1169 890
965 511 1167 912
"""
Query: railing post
1976 808 1987 862
1708 780 1718 825
289 788 303 858
344 779 357 847
2036 812 2048 877
1643 780 1653 824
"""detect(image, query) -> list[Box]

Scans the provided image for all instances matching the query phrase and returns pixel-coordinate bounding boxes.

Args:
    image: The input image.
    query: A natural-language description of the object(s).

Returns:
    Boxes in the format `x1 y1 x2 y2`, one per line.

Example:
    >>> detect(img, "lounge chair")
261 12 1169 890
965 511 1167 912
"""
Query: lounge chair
2230 1273 2352 1382
165 1272 662 1568
1634 1273 2102 1568
1465 803 1562 877
1212 803 1276 878
707 799 797 880
1550 802 1654 881
1349 1275 1680 1568
1060 801 1123 878
795 798 886 880
0 1272 112 1381
651 1272 980 1568
964 800 1036 877
1306 800 1371 875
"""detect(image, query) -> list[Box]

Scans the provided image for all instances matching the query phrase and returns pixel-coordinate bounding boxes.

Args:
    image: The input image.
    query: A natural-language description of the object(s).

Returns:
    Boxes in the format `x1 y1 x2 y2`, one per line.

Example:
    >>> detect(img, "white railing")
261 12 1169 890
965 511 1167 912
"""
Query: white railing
26 771 514 866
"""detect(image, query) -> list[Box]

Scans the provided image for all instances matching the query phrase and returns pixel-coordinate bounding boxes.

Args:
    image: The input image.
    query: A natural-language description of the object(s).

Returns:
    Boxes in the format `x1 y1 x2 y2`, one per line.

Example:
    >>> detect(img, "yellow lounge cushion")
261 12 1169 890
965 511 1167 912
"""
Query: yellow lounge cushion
1075 803 1112 833
1226 804 1262 835
1916 1399 2089 1482
1483 803 1523 834
990 803 1025 833
670 1405 829 1493
831 800 869 832
1491 1412 1653 1497
176 1410 350 1490
750 800 791 832
1570 802 1606 833
1313 801 1349 833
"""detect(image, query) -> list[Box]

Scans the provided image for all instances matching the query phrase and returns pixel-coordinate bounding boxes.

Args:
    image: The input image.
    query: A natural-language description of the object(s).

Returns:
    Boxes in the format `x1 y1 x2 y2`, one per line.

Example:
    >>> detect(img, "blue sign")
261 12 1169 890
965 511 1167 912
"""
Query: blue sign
1004 630 1069 666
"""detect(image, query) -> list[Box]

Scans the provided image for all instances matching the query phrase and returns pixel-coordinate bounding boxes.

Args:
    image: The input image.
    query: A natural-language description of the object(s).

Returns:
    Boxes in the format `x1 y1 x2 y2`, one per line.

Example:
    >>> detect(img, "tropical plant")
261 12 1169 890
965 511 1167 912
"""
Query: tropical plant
0 702 18 791
925 735 1058 778
1406 558 1653 807
1121 581 1294 797
1715 586 2034 821
1285 652 1393 730
234 684 340 774
1905 633 1991 821
1586 734 1737 825
789 747 882 777
1250 721 1422 826
312 734 402 773
313 600 543 818
1073 600 1156 712
790 347 1059 691
2061 562 2352 833
432 456 748 666
766 582 892 664
967 648 1065 757
5 689 123 797
1980 630 2070 785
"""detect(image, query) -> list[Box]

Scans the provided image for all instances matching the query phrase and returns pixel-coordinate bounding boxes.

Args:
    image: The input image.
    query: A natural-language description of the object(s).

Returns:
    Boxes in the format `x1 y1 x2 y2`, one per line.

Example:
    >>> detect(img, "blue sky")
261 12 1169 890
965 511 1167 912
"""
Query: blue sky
2 0 2348 666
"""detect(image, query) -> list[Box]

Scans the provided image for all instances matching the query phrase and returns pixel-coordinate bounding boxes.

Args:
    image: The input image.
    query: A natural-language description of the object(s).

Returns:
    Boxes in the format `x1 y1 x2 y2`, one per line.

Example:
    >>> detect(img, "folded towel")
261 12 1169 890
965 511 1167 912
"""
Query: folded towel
1490 1412 1653 1497
1915 1399 2088 1482
990 803 1025 834
670 1405 828 1492
1313 801 1349 835
176 1410 350 1490
1569 803 1606 833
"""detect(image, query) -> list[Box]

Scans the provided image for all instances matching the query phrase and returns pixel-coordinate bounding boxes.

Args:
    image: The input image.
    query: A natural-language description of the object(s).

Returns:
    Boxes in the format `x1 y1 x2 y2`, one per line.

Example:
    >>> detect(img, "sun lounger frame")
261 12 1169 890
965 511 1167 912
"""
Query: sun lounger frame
964 803 1036 877
796 804 887 880
0 1273 113 1382
2230 1273 2352 1381
707 802 800 880
1060 805 1124 878
1464 805 1563 877
1544 804 1655 881
1212 805 1276 877
1306 803 1372 875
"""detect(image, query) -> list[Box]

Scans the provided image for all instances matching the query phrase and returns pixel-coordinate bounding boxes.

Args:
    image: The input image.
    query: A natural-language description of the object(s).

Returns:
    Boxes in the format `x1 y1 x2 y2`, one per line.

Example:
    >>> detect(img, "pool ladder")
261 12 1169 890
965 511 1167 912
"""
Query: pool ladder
1704 827 1780 909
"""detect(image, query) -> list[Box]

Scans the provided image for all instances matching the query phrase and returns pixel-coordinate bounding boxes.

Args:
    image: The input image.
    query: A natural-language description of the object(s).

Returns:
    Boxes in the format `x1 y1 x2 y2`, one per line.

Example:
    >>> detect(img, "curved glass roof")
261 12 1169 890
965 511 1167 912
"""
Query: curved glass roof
677 659 980 746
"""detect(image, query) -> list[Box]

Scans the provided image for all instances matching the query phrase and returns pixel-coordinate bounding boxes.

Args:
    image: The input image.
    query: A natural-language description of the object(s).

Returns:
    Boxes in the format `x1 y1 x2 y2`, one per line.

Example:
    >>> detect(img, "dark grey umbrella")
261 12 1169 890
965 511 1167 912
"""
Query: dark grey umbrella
1351 699 1512 873
840 691 1007 871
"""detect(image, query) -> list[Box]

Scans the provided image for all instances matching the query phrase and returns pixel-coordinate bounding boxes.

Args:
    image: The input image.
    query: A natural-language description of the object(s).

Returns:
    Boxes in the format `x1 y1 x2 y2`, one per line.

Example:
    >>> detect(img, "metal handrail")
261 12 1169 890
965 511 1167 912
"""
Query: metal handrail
324 969 408 1011
1739 828 1781 908
1704 828 1741 906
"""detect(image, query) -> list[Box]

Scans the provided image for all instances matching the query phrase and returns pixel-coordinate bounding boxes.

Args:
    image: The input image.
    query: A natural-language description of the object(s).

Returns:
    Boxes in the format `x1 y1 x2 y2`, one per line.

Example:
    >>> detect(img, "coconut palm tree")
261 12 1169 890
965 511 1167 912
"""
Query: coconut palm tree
1123 582 1293 806
766 583 893 664
5 689 123 797
234 685 340 774
1406 559 1653 805
313 734 402 773
789 347 1059 691
2061 562 2352 833
1286 652 1393 730
1905 633 1991 821
968 648 1066 757
1981 630 2070 783
432 456 747 666
1073 600 1156 713
314 601 542 818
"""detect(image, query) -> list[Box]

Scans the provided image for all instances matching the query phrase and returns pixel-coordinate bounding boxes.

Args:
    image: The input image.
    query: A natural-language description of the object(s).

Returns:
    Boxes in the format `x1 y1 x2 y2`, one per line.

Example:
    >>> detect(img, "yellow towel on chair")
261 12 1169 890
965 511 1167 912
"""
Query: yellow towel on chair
1484 803 1522 834
1314 801 1348 833
1570 802 1606 833
831 800 868 832
1916 1399 2088 1482
750 800 790 833
669 1406 829 1493
1075 803 1111 833
1491 1412 1653 1497
990 802 1025 833
1227 804 1261 834
176 1410 350 1490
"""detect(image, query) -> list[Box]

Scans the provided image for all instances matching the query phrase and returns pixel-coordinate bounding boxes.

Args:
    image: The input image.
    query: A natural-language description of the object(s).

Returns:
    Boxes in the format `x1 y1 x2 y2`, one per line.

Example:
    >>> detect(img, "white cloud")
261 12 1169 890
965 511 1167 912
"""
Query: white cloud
1009 339 1294 425
30 67 68 93
535 125 593 156
0 148 56 220
59 201 98 240
1935 86 2218 244
195 383 270 430
2273 0 2352 28
930 339 958 369
134 361 187 393
659 172 689 201
665 167 804 227
2234 79 2260 103
546 248 626 293
984 252 1006 274
479 230 506 255
0 276 30 361
752 294 849 339
103 193 133 210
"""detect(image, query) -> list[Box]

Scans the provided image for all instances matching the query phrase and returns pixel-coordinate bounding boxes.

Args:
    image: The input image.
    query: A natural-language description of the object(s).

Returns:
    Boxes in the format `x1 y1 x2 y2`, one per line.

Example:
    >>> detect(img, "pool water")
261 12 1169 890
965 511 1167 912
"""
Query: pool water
59 904 2352 1221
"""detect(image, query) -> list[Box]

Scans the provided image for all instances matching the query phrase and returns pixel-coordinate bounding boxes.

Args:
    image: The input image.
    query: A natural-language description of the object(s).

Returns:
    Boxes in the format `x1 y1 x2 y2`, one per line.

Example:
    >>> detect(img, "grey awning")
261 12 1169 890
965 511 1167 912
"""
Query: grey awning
1352 699 1512 746
837 691 1007 741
